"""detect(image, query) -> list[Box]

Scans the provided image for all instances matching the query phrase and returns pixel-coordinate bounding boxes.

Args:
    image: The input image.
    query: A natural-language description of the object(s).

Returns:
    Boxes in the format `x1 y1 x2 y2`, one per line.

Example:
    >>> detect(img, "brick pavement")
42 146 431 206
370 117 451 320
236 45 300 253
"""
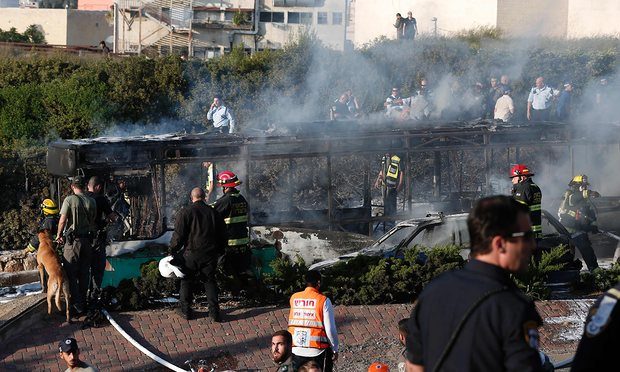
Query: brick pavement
0 300 593 371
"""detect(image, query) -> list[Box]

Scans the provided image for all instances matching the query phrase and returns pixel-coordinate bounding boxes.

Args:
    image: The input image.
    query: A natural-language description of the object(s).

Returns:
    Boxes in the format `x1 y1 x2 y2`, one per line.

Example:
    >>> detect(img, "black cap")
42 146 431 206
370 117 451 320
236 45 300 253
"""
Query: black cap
70 176 85 188
58 337 78 353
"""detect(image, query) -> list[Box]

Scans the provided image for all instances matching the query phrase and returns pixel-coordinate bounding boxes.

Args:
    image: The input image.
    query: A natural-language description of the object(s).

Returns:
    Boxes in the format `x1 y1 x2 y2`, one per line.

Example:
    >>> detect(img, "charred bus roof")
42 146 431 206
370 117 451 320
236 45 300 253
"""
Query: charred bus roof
46 119 573 176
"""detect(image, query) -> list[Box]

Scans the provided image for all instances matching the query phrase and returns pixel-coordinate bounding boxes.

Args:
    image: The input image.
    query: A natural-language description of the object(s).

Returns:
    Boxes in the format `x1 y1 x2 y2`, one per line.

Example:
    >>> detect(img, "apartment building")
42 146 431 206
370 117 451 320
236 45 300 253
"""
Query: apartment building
113 0 347 57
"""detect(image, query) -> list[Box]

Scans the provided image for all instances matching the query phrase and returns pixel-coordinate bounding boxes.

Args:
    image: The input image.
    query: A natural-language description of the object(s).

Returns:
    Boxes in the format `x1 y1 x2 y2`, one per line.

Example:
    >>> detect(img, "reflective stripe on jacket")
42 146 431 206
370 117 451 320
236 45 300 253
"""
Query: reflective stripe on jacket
288 287 330 349
212 189 249 248
512 177 542 238
385 155 401 188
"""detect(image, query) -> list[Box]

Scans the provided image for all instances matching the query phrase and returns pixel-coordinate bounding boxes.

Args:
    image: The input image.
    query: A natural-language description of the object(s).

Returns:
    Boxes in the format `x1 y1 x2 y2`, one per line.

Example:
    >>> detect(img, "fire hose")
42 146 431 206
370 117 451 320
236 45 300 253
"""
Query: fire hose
599 229 620 241
101 308 189 372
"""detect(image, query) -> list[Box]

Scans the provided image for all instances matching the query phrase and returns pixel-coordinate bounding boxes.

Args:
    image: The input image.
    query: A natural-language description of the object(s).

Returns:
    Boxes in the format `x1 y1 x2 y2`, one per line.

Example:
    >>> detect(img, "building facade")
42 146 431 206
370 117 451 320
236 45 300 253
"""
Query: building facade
113 0 347 56
0 9 112 46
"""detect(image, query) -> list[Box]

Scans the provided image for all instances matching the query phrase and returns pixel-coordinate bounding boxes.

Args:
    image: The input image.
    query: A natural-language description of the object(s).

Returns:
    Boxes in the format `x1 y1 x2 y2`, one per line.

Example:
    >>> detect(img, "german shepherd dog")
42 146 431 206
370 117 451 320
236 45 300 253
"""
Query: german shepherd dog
36 229 70 322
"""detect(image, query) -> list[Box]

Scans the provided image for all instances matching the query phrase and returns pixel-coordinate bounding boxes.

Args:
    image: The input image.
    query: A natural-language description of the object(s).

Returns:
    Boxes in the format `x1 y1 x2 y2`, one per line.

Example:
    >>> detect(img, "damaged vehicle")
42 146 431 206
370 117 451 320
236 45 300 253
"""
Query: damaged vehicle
309 210 581 271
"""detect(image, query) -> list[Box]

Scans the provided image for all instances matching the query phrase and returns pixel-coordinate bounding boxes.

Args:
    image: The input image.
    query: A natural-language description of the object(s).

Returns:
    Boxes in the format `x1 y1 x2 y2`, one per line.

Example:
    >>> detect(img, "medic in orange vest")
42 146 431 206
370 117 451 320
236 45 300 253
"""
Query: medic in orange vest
288 270 339 372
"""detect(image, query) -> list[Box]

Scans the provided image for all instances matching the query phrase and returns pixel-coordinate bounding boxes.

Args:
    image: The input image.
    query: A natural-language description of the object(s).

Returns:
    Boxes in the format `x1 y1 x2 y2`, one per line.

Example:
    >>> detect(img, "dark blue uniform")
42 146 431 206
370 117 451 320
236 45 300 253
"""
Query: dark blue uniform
406 259 543 372
572 282 620 371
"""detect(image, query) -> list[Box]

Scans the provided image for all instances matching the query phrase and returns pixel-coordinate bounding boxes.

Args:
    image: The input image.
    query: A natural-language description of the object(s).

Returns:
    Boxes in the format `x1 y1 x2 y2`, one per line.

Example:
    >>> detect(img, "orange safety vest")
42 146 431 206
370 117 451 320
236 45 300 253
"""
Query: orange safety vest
288 287 330 349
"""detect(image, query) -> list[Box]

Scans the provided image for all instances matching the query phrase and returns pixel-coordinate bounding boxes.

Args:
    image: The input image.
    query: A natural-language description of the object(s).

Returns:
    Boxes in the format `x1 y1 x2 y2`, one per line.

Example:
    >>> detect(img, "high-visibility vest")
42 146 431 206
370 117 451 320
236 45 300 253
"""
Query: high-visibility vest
385 155 401 188
288 287 330 350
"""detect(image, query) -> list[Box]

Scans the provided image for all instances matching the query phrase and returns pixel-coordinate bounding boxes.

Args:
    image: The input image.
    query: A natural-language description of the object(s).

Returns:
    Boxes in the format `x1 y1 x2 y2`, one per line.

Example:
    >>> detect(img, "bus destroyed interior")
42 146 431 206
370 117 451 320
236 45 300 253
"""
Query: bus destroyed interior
44 119 620 286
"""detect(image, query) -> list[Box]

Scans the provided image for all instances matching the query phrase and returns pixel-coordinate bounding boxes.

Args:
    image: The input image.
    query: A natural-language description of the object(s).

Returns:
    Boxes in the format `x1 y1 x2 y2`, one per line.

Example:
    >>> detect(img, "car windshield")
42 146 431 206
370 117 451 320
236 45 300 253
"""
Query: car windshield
368 225 418 253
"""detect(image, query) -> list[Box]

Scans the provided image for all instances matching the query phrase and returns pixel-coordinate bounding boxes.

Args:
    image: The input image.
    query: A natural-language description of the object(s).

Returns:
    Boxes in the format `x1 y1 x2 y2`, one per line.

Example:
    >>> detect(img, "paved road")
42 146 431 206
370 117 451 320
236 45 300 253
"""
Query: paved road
0 300 593 371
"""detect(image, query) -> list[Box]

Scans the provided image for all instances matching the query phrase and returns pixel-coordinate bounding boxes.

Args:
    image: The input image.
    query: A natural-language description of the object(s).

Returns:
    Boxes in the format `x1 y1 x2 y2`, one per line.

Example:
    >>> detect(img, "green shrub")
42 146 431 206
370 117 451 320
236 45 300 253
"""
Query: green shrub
322 245 465 305
512 245 568 300
587 263 620 292
263 255 308 299
0 25 45 44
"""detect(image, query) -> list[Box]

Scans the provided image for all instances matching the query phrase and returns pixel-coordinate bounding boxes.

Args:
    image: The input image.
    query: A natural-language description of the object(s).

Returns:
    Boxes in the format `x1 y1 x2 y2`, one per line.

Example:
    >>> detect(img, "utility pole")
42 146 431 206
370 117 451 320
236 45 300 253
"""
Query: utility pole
431 17 437 37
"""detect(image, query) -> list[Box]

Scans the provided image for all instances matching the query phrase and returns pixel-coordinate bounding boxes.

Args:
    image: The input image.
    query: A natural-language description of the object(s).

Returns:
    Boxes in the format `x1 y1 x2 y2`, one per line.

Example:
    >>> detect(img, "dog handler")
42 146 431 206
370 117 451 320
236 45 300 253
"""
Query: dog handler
56 176 96 317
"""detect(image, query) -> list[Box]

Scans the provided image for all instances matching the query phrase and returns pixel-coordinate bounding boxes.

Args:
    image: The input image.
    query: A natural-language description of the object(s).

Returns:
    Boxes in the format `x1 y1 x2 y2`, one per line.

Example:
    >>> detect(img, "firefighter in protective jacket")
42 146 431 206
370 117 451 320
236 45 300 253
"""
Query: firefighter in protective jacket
212 170 251 277
510 164 542 238
26 199 60 252
558 174 600 271
374 154 404 217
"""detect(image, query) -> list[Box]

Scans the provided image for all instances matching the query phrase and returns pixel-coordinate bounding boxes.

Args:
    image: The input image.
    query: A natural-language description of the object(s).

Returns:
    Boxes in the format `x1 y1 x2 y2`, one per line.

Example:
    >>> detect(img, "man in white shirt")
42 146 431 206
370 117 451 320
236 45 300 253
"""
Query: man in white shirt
288 270 339 372
494 88 515 122
527 77 558 122
207 96 236 133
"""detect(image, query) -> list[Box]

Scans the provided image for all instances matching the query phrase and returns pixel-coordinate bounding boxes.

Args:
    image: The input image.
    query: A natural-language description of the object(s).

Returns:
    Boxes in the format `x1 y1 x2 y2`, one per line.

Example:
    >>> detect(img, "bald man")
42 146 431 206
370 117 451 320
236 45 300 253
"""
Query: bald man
169 187 228 321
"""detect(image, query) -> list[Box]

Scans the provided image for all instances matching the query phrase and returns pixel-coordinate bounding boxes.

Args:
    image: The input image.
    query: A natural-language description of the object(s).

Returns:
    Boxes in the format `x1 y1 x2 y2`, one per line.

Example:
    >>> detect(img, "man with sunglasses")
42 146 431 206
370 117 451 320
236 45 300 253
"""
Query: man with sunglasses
405 195 543 372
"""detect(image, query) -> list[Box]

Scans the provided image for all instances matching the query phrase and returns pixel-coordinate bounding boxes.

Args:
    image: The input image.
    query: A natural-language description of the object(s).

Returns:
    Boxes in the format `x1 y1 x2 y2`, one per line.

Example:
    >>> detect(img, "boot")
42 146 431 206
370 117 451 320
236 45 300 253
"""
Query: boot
209 306 222 323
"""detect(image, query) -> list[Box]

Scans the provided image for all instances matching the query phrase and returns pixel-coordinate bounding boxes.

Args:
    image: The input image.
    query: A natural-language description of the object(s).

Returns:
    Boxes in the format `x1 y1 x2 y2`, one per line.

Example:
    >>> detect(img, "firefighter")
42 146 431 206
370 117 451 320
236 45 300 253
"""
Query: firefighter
212 170 252 283
558 174 601 271
510 164 542 239
374 154 404 218
26 199 60 253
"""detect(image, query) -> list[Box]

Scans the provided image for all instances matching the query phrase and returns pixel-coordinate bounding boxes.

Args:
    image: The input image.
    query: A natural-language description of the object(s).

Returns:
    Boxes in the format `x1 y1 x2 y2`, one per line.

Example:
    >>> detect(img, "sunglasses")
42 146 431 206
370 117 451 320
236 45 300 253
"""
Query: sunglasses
505 230 535 240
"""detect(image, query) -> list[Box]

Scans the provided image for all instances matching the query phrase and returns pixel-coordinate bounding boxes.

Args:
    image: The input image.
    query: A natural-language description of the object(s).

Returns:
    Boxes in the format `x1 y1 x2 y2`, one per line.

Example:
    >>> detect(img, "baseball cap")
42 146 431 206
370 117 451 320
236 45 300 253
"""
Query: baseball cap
58 337 78 353
70 176 85 188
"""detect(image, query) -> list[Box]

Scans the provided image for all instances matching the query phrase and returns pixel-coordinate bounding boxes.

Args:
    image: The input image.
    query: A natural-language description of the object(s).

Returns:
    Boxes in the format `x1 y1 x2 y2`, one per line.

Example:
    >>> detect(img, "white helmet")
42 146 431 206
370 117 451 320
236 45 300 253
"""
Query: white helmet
158 256 186 278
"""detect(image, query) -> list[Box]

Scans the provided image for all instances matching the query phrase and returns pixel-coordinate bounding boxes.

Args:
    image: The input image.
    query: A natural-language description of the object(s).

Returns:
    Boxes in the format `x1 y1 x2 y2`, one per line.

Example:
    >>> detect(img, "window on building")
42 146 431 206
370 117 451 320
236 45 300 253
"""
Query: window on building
261 11 285 23
317 12 328 25
288 12 300 24
207 47 221 59
260 12 271 22
224 12 234 21
193 48 206 60
300 12 312 24
333 12 342 25
272 12 284 23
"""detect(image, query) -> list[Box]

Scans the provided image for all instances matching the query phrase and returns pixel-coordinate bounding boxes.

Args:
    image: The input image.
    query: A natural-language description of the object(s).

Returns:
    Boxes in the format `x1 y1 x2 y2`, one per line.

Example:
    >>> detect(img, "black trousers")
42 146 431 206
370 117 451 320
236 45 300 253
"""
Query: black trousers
293 348 334 372
384 187 398 217
572 231 599 271
63 237 92 310
531 108 550 122
89 235 107 298
179 255 219 313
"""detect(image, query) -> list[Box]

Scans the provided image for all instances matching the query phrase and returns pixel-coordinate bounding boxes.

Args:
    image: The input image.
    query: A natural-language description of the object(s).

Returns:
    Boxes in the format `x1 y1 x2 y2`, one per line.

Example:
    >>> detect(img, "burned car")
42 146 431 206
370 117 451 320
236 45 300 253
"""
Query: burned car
309 210 577 271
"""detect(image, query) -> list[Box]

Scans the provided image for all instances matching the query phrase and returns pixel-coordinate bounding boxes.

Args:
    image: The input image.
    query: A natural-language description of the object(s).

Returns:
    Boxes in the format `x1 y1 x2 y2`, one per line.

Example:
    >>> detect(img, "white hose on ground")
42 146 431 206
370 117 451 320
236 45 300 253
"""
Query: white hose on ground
553 356 574 369
102 308 189 372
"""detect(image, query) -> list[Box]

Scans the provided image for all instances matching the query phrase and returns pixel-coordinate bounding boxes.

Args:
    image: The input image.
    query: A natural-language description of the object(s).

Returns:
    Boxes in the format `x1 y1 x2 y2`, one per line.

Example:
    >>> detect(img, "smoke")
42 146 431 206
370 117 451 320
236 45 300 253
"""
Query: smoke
92 17 620 233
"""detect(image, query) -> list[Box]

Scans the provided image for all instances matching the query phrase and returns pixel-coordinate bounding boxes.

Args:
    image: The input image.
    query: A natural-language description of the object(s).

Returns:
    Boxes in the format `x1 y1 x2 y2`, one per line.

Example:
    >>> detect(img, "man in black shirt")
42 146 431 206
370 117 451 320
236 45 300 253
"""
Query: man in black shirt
170 187 227 321
86 176 116 301
406 195 543 372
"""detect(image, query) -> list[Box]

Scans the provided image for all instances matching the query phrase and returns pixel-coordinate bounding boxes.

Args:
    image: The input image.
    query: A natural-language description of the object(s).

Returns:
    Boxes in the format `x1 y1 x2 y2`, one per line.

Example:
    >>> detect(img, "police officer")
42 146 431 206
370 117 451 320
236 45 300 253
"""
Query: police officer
572 280 620 371
55 176 97 317
558 174 600 272
212 171 251 282
86 176 117 302
510 164 542 239
26 199 60 253
406 195 543 371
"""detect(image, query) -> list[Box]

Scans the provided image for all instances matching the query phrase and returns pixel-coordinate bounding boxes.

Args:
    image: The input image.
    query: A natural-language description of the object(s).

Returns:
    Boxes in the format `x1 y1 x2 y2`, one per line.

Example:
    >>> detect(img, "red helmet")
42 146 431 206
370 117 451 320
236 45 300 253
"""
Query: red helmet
509 164 534 178
217 170 242 188
368 362 389 372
